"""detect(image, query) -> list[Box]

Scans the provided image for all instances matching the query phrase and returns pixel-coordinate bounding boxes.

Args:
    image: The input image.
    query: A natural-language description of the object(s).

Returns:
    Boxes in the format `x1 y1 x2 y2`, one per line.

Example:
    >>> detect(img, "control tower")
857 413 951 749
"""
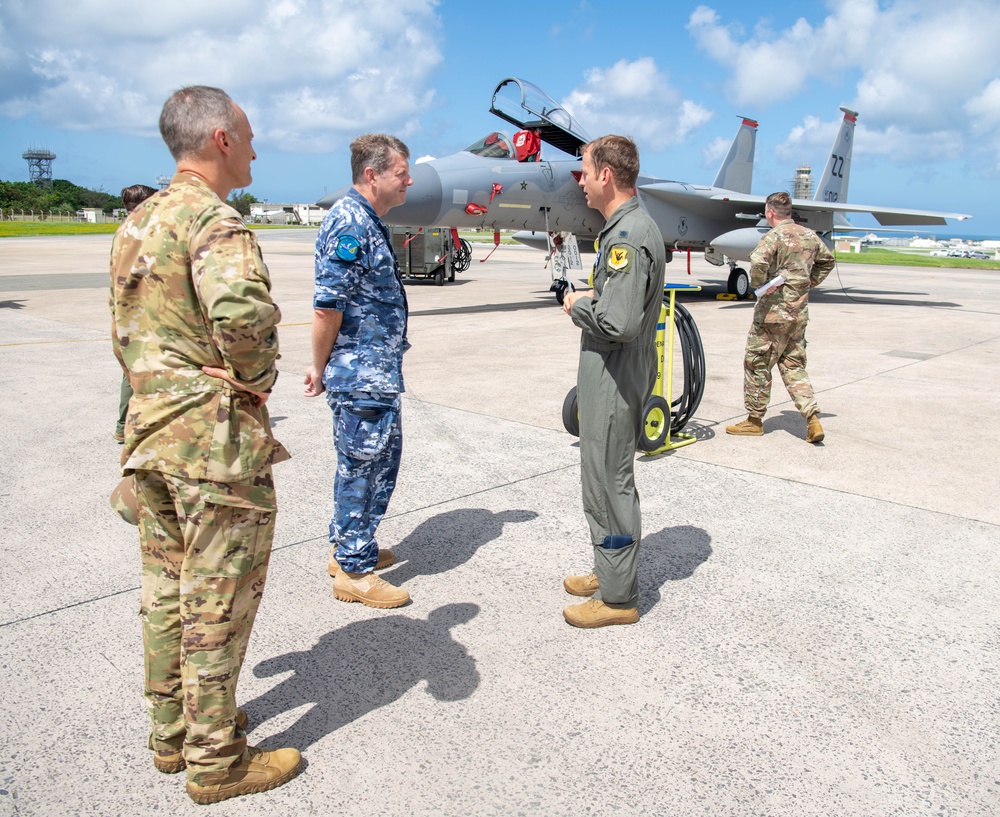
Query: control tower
22 148 57 188
792 164 812 200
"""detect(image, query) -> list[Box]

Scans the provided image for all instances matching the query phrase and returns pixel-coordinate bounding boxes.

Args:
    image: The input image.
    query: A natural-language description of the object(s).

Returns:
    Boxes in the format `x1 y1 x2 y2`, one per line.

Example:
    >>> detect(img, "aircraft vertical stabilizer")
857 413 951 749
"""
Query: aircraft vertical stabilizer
814 107 857 204
712 117 758 194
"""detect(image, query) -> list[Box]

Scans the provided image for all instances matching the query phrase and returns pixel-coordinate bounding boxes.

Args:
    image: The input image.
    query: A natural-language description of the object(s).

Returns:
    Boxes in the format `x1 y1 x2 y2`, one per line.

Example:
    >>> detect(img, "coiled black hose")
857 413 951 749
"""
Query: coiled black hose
667 299 705 432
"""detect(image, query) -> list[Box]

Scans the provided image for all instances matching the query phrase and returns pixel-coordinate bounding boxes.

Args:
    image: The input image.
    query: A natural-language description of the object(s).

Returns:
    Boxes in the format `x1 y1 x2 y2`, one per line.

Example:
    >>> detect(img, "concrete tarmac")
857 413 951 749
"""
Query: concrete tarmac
1 230 998 816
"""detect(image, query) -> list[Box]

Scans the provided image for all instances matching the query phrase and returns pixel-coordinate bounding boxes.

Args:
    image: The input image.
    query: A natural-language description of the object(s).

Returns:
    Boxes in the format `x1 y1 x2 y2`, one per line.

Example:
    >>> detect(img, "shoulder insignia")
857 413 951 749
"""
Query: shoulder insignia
608 246 631 271
334 235 361 261
619 230 628 238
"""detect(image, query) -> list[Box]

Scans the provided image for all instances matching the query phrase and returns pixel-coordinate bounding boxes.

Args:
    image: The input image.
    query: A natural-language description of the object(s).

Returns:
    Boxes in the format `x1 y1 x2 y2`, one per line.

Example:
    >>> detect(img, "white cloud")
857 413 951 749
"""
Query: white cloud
688 1 1000 123
689 1 1000 175
776 112 964 170
561 57 713 152
0 0 443 151
701 135 730 170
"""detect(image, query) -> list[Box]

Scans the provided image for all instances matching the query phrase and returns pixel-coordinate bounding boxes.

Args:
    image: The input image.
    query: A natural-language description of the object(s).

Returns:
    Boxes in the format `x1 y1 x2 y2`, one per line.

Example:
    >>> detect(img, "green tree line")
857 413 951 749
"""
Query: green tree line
1 179 259 216
0 179 122 213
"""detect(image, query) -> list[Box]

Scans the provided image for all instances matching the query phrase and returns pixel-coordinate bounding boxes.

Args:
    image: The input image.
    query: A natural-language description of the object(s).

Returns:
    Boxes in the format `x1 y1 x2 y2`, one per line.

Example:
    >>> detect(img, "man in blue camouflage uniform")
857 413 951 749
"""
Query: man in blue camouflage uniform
726 191 835 443
304 133 412 609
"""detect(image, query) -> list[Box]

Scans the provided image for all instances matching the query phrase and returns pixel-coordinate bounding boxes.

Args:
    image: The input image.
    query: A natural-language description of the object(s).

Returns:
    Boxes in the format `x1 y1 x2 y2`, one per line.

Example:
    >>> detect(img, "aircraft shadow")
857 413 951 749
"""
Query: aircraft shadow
246 602 481 751
0 300 27 309
380 507 539 586
404 277 473 288
637 524 712 615
811 289 961 309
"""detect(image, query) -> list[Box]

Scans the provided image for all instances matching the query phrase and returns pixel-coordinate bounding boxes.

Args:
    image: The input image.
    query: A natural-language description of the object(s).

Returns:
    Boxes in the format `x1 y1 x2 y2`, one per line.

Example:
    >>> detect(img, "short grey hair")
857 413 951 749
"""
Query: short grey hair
350 133 410 184
159 86 240 161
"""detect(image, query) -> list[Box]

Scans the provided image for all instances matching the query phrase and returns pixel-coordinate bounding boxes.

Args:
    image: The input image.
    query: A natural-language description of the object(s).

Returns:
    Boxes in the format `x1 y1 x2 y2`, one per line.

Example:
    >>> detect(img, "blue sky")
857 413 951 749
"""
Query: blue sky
1 0 998 235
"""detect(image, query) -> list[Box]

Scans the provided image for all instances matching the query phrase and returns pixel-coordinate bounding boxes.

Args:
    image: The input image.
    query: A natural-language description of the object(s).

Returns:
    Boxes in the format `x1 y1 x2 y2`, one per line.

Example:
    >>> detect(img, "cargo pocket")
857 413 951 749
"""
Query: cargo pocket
593 535 640 606
187 503 272 580
335 397 397 462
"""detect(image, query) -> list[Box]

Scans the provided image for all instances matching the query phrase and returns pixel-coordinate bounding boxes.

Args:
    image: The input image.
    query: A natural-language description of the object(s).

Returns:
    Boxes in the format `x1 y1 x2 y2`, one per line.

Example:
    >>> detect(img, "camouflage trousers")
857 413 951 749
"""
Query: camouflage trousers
134 469 275 785
328 391 402 574
743 319 818 419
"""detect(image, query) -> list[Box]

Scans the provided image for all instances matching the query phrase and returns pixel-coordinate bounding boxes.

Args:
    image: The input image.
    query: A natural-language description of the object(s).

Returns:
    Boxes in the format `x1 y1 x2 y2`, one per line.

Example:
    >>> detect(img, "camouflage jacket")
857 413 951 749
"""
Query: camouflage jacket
110 172 289 490
314 187 408 394
750 219 835 324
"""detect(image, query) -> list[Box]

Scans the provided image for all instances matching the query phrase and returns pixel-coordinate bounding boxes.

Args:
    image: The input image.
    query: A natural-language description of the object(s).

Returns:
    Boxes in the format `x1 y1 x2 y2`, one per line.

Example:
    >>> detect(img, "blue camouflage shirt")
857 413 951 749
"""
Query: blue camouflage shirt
314 187 409 393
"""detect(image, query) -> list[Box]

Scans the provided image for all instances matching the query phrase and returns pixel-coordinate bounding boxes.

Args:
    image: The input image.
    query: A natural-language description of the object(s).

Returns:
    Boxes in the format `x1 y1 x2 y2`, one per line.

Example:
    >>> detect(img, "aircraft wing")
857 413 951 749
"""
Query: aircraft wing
704 193 971 227
638 183 747 219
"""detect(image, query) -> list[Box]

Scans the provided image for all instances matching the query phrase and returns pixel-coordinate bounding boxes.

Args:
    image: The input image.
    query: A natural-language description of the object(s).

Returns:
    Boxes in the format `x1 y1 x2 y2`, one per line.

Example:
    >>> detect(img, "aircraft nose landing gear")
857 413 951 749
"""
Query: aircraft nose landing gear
550 278 575 305
727 266 750 298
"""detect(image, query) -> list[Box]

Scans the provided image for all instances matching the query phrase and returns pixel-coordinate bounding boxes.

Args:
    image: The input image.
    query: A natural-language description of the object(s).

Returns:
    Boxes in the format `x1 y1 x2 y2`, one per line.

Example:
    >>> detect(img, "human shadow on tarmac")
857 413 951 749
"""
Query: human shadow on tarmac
637 524 712 615
246 603 480 751
766 409 834 443
381 508 538 586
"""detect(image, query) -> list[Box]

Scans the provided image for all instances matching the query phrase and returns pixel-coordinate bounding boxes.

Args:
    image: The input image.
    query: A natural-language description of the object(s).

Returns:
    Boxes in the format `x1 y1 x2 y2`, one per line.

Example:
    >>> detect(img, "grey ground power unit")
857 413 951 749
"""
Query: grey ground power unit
391 226 471 285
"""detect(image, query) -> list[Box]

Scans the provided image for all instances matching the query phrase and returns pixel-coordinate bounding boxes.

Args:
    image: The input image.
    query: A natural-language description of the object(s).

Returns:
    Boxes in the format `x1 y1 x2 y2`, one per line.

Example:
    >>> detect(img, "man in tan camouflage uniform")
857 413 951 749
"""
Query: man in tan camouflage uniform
726 191 835 443
110 86 300 804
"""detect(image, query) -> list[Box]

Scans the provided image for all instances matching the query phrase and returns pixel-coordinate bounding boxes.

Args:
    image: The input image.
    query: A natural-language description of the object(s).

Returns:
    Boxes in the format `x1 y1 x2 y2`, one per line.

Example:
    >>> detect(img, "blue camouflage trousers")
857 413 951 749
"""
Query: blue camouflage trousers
328 391 402 574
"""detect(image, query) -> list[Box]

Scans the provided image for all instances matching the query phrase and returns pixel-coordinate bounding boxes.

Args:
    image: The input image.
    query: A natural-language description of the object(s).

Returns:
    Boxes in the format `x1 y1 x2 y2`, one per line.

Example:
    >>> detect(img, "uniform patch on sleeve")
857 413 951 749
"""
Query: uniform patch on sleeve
608 246 631 271
334 235 361 261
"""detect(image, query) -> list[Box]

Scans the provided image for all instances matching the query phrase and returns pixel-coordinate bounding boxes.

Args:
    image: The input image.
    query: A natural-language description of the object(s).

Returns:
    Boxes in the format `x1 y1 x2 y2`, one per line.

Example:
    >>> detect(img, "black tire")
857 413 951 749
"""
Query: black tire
562 387 580 437
638 395 671 452
728 267 750 298
554 280 567 305
435 267 445 286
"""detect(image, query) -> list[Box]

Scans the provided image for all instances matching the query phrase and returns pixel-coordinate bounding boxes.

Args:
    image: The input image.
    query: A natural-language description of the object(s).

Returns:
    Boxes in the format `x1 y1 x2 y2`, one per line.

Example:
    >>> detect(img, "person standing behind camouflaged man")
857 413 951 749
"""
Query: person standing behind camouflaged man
304 134 413 609
110 85 301 805
561 135 666 629
726 191 835 443
112 183 158 444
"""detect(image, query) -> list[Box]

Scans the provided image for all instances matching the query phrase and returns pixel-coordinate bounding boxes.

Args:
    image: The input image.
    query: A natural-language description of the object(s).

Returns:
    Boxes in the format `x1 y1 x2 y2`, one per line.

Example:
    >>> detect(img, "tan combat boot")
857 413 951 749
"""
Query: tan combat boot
333 570 410 608
563 598 639 628
153 708 249 774
327 548 396 577
725 416 763 436
563 572 599 597
807 414 825 443
186 746 302 804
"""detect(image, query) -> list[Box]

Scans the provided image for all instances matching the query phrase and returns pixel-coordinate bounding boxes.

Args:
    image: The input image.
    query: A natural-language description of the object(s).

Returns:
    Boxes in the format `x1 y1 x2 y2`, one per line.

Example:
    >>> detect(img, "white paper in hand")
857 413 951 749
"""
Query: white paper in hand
754 274 785 298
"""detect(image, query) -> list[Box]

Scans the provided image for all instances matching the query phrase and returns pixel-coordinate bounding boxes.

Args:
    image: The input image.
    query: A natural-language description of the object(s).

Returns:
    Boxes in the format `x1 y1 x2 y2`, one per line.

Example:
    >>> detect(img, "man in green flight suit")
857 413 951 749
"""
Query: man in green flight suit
110 86 300 804
561 135 666 628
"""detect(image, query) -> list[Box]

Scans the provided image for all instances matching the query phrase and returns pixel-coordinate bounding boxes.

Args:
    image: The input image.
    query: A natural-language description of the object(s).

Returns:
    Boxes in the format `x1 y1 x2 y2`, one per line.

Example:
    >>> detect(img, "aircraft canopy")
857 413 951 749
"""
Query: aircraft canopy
489 77 590 157
463 131 516 159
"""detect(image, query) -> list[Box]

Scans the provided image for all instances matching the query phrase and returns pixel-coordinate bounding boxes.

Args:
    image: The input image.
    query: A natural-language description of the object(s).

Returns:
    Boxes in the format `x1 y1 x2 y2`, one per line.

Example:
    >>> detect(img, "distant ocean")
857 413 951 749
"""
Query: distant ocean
926 232 1000 242
848 230 1000 242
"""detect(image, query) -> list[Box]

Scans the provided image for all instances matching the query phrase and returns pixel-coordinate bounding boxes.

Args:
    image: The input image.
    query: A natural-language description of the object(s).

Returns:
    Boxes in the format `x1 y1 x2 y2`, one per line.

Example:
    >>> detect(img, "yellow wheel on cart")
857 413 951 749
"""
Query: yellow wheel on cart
639 395 671 452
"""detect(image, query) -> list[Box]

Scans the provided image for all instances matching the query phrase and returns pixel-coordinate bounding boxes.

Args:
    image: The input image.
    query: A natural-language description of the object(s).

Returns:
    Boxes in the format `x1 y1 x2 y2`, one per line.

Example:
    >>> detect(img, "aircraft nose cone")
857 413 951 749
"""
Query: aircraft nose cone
383 162 443 227
316 184 350 209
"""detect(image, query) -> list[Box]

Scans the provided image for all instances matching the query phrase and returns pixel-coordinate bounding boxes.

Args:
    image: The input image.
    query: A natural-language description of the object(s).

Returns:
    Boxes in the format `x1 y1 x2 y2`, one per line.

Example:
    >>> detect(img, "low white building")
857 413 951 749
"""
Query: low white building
249 202 326 226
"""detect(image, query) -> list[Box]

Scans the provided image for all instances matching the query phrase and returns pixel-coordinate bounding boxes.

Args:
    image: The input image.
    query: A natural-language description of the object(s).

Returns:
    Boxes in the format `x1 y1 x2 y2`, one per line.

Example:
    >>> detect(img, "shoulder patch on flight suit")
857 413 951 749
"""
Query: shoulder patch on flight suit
608 245 631 271
334 235 361 261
